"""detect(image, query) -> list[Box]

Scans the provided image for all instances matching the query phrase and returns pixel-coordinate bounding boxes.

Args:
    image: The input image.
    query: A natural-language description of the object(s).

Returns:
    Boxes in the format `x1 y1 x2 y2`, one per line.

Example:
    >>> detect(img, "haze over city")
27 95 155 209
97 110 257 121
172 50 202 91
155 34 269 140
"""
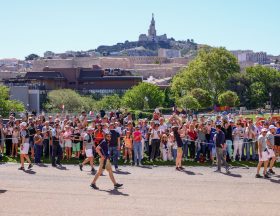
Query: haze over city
1 0 279 59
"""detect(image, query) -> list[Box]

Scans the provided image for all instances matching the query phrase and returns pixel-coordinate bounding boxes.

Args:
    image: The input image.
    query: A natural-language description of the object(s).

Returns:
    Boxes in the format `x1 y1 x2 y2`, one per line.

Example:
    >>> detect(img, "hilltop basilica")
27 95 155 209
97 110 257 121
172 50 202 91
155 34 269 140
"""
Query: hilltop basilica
138 14 168 42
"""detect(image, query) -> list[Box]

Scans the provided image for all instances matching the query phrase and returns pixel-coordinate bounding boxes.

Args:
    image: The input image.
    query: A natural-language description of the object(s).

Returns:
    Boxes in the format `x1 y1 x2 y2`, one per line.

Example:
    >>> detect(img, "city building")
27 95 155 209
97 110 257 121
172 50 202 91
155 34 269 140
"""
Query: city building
231 50 269 65
138 14 168 42
158 48 181 58
4 66 143 111
263 63 280 71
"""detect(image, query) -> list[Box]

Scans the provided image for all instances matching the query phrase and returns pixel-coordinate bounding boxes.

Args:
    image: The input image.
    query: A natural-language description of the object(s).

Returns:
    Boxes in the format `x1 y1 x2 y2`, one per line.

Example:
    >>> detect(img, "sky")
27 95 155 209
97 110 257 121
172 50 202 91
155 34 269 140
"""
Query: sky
0 0 279 59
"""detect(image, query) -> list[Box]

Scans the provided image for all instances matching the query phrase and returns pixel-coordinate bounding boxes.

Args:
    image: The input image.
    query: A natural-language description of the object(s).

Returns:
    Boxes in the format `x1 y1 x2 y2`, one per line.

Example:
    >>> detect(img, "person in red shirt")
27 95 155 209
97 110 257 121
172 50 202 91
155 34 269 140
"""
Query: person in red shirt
94 124 104 146
187 124 197 160
133 126 143 166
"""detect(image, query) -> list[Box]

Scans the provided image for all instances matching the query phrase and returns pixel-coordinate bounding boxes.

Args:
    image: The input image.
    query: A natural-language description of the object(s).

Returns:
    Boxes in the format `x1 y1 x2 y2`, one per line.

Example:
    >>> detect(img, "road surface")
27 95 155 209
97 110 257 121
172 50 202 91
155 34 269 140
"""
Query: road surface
1 163 280 216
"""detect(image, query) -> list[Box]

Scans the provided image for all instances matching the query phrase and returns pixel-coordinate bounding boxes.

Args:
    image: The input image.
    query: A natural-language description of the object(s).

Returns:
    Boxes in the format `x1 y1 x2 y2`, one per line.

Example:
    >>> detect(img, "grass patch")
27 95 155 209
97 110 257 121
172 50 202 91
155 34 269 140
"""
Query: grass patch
1 155 279 168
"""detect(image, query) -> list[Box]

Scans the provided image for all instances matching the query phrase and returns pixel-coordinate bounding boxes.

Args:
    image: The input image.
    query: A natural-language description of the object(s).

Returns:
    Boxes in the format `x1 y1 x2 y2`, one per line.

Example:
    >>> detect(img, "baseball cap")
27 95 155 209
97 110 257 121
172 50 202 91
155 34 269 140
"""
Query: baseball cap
20 122 27 127
269 125 277 130
105 131 112 136
261 128 268 132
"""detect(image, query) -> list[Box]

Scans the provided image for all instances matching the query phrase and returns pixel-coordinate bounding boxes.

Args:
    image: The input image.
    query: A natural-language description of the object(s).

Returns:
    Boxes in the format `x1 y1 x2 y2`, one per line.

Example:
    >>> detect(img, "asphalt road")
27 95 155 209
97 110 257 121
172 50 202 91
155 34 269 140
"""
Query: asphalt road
1 163 280 216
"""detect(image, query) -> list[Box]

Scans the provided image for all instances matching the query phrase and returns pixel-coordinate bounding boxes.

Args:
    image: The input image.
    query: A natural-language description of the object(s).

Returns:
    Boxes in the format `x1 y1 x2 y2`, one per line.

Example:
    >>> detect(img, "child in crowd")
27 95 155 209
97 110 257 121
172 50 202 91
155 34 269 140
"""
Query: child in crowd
123 131 133 164
160 134 172 161
12 126 19 157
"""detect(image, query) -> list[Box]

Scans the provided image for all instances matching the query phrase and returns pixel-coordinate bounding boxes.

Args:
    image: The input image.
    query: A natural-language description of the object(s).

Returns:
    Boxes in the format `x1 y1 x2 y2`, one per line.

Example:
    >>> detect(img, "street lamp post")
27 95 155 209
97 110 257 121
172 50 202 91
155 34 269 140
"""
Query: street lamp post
269 92 272 114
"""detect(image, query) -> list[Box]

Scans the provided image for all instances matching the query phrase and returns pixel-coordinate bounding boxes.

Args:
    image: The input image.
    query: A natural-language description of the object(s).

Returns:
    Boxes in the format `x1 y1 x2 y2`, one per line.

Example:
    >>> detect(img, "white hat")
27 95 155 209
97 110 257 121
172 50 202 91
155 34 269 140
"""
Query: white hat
261 128 268 132
20 122 27 127
269 125 277 130
87 127 94 131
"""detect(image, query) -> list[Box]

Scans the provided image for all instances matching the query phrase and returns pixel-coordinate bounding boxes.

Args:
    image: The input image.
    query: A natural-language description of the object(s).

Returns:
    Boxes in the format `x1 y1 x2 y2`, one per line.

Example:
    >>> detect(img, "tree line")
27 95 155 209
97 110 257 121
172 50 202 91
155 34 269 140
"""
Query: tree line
2 47 279 117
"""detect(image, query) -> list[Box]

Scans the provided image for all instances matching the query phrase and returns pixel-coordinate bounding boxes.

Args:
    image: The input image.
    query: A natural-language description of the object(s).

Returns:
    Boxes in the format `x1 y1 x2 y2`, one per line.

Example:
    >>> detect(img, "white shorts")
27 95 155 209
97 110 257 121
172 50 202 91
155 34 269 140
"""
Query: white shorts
259 151 269 162
20 143 29 154
12 138 19 144
267 149 275 158
65 140 72 148
85 149 93 158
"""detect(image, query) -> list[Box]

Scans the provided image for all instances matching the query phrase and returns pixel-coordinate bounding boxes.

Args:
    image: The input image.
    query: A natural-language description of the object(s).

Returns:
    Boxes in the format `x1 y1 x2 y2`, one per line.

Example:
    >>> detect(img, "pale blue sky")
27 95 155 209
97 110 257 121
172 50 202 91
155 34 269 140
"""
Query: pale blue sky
0 0 279 59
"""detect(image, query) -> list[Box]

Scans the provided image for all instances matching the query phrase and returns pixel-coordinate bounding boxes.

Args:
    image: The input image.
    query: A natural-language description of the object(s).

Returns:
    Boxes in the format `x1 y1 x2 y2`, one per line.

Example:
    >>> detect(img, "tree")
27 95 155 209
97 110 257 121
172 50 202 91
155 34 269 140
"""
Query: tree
95 94 122 111
177 95 200 110
190 88 212 108
45 89 95 112
226 73 251 107
162 87 175 108
0 85 25 117
249 82 266 108
246 65 280 108
171 47 240 102
122 83 164 110
25 54 40 61
218 91 239 107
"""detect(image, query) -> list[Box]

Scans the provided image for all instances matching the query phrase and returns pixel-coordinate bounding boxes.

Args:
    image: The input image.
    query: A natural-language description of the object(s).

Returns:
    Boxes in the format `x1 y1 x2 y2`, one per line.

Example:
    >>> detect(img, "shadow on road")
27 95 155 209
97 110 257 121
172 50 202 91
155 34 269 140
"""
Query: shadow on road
99 188 129 196
23 169 36 175
0 190 7 194
113 170 131 175
56 166 68 171
37 163 48 168
270 179 280 184
139 165 153 169
222 172 242 178
181 170 203 175
232 162 250 169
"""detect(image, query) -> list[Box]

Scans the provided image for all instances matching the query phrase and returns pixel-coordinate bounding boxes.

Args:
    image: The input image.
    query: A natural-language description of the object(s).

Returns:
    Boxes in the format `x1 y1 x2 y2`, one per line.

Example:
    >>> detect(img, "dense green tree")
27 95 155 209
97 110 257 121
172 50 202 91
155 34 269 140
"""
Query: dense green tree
171 47 240 102
226 73 251 107
122 83 164 110
95 94 122 111
218 91 239 107
25 53 39 61
45 89 95 112
177 95 200 110
162 88 175 108
0 85 25 117
249 82 266 108
190 88 212 108
246 65 280 109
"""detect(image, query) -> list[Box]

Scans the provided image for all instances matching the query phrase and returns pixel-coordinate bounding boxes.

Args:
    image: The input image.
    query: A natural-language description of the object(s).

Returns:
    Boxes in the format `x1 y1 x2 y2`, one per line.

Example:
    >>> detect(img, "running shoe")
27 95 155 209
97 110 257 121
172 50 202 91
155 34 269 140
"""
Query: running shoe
176 167 181 171
90 183 99 190
114 183 123 189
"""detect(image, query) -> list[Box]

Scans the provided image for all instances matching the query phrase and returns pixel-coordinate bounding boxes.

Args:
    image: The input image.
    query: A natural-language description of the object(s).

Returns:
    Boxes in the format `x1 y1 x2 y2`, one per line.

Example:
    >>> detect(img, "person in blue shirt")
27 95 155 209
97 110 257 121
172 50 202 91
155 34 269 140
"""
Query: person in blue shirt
90 132 123 190
215 124 230 173
209 126 217 164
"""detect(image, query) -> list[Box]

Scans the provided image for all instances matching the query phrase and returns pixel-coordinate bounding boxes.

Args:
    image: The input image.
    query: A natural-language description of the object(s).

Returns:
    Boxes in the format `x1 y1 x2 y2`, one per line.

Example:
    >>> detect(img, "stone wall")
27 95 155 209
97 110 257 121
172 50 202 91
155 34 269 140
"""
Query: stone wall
31 56 189 79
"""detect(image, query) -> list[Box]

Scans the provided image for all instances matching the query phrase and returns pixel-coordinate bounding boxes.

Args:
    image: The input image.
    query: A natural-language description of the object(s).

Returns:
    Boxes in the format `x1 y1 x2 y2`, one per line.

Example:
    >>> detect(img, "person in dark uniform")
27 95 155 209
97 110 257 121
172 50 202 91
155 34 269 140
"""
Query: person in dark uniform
215 124 230 173
90 132 123 190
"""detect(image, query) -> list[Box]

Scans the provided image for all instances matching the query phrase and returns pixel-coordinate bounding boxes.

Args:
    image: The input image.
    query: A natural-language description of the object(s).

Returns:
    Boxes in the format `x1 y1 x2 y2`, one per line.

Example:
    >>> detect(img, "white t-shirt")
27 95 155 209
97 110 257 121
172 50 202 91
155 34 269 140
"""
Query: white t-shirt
151 129 160 139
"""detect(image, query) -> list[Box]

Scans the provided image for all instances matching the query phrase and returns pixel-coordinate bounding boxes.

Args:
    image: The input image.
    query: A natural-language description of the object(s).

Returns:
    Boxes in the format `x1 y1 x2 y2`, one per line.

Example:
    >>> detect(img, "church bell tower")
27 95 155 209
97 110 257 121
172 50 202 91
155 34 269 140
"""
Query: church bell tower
148 13 157 40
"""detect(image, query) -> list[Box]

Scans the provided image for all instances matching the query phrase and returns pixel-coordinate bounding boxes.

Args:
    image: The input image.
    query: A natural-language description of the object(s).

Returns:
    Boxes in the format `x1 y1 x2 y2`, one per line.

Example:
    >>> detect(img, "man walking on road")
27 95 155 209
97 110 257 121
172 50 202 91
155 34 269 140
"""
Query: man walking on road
215 124 230 173
266 125 277 175
256 128 270 178
90 132 123 190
